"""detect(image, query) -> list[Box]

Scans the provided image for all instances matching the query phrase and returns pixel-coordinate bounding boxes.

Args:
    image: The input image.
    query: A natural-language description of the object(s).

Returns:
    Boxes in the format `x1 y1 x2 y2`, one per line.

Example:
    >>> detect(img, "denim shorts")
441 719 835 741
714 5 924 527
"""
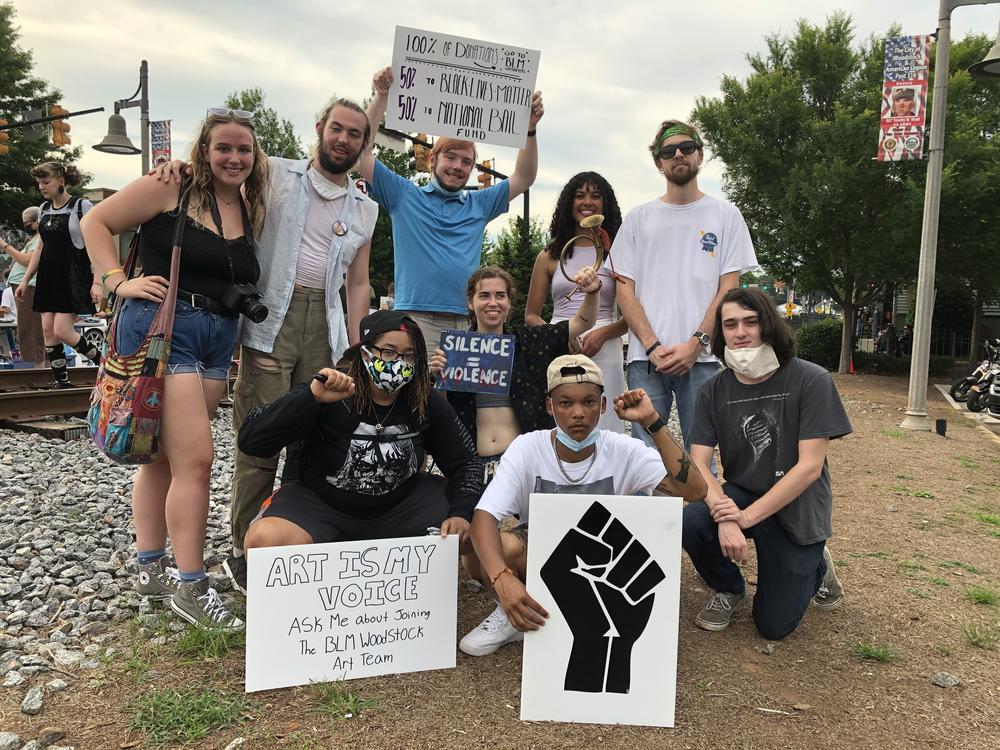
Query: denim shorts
114 297 237 380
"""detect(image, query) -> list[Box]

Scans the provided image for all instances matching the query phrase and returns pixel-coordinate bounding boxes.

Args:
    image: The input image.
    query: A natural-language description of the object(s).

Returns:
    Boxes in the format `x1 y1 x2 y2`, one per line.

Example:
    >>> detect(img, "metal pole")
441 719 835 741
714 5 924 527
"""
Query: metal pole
902 0 1000 429
139 60 150 176
901 2 953 430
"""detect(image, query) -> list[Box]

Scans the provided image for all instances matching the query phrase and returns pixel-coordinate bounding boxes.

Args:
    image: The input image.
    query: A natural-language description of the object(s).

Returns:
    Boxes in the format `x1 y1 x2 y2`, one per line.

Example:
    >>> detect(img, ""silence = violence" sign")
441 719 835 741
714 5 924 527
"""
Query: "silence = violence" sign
435 329 516 395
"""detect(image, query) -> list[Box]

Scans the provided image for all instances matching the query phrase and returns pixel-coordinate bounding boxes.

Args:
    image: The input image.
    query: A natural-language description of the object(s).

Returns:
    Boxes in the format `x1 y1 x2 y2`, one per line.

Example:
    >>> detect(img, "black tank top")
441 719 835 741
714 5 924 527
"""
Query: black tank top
138 206 259 302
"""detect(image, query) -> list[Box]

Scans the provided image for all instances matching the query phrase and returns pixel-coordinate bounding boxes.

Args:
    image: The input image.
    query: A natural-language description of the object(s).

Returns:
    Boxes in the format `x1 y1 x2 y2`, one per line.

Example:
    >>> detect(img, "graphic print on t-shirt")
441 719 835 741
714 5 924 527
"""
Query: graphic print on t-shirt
739 409 779 462
535 476 615 496
330 424 417 495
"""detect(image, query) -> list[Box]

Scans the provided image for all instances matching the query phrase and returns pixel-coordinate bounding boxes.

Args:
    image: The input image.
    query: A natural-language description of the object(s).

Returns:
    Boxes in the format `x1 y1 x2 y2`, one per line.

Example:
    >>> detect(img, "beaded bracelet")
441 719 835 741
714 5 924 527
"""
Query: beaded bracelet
491 567 514 586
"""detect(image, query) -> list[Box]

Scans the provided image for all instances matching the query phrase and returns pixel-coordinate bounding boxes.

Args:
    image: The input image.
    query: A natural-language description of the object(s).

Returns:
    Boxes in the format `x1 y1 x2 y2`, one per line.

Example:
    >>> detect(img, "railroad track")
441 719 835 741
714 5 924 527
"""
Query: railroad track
0 367 97 420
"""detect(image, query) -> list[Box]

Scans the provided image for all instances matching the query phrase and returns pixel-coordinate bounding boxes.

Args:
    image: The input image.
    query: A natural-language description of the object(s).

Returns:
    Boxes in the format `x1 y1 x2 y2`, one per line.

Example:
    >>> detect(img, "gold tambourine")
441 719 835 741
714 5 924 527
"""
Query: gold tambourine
559 214 606 300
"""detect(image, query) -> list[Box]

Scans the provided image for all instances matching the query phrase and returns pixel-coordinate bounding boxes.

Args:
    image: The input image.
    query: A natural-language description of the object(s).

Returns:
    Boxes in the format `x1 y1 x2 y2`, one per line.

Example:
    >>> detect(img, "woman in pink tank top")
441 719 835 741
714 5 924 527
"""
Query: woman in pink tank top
525 172 627 432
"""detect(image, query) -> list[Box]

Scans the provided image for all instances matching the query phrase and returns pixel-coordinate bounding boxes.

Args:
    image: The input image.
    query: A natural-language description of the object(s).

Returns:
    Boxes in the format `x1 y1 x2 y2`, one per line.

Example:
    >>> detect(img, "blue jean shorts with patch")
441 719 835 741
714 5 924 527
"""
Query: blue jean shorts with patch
114 297 237 380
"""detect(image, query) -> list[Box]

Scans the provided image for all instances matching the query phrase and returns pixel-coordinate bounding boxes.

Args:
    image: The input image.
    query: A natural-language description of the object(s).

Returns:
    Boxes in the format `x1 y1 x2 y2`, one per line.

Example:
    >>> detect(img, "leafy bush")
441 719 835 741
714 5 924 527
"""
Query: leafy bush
852 351 953 376
795 319 842 370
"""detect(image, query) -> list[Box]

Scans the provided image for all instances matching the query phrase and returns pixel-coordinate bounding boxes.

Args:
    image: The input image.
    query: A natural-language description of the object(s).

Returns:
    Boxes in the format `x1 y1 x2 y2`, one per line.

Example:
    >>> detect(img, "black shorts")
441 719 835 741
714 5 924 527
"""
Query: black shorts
256 475 451 544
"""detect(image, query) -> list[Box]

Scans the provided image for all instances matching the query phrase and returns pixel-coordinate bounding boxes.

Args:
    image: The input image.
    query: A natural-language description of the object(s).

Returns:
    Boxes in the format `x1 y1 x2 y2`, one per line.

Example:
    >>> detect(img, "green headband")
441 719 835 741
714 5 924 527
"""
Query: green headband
653 124 703 150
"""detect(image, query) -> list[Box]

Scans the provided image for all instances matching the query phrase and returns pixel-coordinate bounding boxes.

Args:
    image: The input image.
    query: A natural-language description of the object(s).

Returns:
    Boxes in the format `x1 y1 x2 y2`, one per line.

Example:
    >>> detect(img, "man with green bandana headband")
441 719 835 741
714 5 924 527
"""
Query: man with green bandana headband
610 118 758 454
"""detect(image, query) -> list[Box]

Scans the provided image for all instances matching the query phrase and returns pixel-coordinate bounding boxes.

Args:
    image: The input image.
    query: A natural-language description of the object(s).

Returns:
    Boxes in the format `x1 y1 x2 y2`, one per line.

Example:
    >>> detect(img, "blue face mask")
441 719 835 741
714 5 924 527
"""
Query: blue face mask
428 175 462 196
554 425 600 452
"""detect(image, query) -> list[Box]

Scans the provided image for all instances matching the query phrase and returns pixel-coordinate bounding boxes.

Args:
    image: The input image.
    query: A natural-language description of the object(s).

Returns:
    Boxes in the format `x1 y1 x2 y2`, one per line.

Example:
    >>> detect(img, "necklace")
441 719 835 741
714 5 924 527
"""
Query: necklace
370 399 397 434
550 430 598 485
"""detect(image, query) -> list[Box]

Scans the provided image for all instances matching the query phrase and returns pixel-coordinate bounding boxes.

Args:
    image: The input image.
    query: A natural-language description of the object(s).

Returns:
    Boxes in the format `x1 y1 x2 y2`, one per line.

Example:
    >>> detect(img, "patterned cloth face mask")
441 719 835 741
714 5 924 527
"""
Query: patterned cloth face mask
362 347 416 392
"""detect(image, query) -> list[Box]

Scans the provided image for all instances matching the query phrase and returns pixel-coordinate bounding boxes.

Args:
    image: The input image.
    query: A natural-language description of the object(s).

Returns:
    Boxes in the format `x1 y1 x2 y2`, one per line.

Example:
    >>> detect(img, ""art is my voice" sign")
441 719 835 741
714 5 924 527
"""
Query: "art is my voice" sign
246 535 458 692
386 26 541 149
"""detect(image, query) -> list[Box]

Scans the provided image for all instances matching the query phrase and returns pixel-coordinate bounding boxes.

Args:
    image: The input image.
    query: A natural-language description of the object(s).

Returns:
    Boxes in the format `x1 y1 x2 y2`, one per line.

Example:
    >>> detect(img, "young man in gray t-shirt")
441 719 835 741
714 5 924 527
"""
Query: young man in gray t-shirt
684 288 852 639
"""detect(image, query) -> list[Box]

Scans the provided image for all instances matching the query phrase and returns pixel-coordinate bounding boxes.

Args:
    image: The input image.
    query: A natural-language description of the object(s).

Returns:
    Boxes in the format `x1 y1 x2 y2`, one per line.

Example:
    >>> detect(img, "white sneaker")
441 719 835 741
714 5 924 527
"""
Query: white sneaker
459 604 523 656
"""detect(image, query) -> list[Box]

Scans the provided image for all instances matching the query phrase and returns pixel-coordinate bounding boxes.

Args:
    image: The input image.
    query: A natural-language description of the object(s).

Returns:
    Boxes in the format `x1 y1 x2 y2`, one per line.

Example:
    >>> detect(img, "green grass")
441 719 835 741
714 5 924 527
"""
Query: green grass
849 551 893 561
695 679 714 690
932 644 952 657
957 457 980 469
834 559 849 567
890 484 933 498
960 622 999 650
926 576 950 587
912 490 934 499
121 640 153 682
964 587 998 606
175 625 246 661
851 642 898 663
906 588 930 599
939 560 984 575
309 681 378 720
974 512 1000 529
128 688 250 744
883 429 908 439
898 560 928 576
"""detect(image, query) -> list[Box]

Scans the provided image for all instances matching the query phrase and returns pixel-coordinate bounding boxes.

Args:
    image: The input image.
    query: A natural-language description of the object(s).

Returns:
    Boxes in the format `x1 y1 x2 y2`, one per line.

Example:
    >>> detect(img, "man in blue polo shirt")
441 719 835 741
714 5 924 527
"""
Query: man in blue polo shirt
362 66 544 347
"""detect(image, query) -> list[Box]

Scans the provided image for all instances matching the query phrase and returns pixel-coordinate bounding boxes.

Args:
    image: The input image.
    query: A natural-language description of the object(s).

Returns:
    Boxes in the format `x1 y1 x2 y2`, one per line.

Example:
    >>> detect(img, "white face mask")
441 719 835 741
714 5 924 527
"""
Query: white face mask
724 344 780 379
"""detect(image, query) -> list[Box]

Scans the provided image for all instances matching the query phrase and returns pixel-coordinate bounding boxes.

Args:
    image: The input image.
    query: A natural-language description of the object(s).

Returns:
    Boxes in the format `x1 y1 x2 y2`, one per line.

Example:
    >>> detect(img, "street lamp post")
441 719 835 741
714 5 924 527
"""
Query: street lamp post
92 60 149 175
901 0 1000 430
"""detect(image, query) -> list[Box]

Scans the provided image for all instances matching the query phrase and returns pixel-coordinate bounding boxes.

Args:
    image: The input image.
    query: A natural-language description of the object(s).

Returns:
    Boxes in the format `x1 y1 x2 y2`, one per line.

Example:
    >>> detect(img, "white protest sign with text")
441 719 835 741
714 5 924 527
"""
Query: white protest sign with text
520 494 682 727
387 26 540 149
246 535 458 693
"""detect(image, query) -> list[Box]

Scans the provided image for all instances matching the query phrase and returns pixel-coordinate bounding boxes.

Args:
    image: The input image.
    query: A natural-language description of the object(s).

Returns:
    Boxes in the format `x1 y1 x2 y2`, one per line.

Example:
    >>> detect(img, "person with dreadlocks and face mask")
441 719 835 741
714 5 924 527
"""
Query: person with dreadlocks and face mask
238 310 482 557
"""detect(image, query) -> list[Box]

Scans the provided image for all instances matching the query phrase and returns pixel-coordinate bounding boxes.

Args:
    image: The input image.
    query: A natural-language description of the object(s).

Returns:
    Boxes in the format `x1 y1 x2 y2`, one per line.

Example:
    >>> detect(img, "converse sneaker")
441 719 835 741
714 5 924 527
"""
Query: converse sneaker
813 546 844 611
170 577 244 631
695 590 747 631
135 557 181 601
222 554 247 596
458 604 523 656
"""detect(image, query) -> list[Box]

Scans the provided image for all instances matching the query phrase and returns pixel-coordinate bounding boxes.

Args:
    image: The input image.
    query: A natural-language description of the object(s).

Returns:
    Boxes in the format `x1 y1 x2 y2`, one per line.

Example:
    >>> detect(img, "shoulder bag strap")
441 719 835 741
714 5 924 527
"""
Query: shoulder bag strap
146 181 191 340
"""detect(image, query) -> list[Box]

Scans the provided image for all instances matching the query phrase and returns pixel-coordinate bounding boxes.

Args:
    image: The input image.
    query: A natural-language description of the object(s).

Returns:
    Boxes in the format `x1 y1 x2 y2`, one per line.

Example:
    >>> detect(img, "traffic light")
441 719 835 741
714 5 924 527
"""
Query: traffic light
408 133 431 173
0 120 8 157
50 105 71 146
477 160 493 189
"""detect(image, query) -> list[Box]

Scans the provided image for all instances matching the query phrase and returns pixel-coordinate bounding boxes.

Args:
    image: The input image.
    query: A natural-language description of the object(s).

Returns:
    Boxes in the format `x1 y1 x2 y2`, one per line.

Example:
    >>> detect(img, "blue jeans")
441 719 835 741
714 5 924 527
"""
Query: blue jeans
682 483 826 640
626 360 719 450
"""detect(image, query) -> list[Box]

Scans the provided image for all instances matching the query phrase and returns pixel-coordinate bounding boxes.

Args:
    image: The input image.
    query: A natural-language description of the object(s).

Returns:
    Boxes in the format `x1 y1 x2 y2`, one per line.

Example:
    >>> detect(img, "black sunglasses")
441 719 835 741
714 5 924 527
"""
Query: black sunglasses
658 140 699 159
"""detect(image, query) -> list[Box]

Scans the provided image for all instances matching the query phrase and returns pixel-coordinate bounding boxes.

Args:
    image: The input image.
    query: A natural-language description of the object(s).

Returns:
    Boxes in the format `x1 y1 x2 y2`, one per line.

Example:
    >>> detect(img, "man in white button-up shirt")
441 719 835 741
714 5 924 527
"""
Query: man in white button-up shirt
225 98 380 593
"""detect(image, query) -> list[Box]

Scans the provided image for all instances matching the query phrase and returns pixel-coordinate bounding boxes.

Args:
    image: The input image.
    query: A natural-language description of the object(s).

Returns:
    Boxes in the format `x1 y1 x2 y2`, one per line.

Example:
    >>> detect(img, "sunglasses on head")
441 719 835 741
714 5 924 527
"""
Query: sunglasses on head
658 140 699 159
206 107 255 121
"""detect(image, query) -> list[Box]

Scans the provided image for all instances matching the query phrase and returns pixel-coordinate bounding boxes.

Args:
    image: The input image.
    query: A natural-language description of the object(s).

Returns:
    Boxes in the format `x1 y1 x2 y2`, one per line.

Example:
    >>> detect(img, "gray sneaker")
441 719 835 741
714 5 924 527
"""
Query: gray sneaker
135 557 181 601
813 546 844 611
695 590 747 631
170 577 244 631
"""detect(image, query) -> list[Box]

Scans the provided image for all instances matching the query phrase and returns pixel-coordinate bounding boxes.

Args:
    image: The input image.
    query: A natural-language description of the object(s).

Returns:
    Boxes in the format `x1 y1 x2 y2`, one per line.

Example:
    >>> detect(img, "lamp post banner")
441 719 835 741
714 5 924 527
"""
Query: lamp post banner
150 120 171 167
877 35 932 162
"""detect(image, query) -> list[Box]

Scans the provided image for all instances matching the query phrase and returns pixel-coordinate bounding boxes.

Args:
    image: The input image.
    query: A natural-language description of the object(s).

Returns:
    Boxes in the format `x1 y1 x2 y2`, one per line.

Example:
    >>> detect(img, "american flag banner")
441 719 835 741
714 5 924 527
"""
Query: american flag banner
877 35 932 162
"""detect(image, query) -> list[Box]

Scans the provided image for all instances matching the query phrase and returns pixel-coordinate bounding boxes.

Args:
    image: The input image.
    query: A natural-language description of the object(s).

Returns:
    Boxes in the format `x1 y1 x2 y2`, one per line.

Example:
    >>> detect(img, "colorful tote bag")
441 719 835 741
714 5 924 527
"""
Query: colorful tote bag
87 194 187 464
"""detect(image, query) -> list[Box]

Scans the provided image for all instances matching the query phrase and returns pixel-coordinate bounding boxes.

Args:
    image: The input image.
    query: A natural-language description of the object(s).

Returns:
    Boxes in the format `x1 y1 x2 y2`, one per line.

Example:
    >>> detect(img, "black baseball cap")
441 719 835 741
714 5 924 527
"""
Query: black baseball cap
343 310 423 360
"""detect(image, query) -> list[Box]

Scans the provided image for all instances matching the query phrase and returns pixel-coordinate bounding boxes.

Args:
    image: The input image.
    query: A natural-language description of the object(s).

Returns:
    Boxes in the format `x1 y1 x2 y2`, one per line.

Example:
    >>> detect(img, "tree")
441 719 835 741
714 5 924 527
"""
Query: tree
224 88 305 159
921 35 1000 365
692 14 923 373
0 2 87 227
482 215 549 326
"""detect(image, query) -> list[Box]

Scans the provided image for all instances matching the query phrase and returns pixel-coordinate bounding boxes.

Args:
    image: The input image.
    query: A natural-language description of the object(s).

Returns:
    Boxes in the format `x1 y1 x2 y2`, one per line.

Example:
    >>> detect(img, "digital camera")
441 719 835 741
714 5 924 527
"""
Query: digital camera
221 283 268 323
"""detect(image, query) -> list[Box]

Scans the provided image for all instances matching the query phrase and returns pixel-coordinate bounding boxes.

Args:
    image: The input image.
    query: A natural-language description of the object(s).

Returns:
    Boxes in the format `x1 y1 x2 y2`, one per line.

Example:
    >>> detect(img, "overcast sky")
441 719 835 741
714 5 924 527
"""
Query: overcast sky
13 0 1000 235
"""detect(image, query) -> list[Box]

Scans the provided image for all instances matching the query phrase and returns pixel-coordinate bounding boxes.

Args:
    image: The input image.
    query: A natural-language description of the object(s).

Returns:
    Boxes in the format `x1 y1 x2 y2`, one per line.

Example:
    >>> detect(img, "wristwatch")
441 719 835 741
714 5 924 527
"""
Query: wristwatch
644 415 666 435
693 331 711 347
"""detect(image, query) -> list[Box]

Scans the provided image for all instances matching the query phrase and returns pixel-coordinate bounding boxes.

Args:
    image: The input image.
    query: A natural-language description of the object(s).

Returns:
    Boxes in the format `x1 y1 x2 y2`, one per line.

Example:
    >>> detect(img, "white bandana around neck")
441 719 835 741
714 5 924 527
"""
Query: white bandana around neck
307 167 348 201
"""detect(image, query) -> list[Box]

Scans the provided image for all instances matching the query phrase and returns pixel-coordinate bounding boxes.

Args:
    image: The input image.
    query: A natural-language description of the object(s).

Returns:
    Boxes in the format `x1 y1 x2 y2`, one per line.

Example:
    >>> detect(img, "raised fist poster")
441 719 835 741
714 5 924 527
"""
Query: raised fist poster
521 495 683 727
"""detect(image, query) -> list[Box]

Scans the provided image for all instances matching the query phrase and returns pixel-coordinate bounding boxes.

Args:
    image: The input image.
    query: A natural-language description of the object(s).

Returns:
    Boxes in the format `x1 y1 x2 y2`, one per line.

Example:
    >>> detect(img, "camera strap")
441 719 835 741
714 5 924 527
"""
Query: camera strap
209 189 256 284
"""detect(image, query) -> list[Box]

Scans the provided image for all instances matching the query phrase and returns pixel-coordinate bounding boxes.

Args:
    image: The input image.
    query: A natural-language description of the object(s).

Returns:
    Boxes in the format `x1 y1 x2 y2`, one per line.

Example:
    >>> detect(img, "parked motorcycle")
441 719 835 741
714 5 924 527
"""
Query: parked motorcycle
950 339 1000 403
966 361 999 412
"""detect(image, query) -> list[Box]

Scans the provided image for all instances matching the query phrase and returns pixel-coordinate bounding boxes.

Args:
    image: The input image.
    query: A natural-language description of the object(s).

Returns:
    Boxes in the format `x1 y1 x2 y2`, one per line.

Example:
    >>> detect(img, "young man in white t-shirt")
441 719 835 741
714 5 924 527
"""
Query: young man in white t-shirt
613 119 758 451
461 354 707 656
